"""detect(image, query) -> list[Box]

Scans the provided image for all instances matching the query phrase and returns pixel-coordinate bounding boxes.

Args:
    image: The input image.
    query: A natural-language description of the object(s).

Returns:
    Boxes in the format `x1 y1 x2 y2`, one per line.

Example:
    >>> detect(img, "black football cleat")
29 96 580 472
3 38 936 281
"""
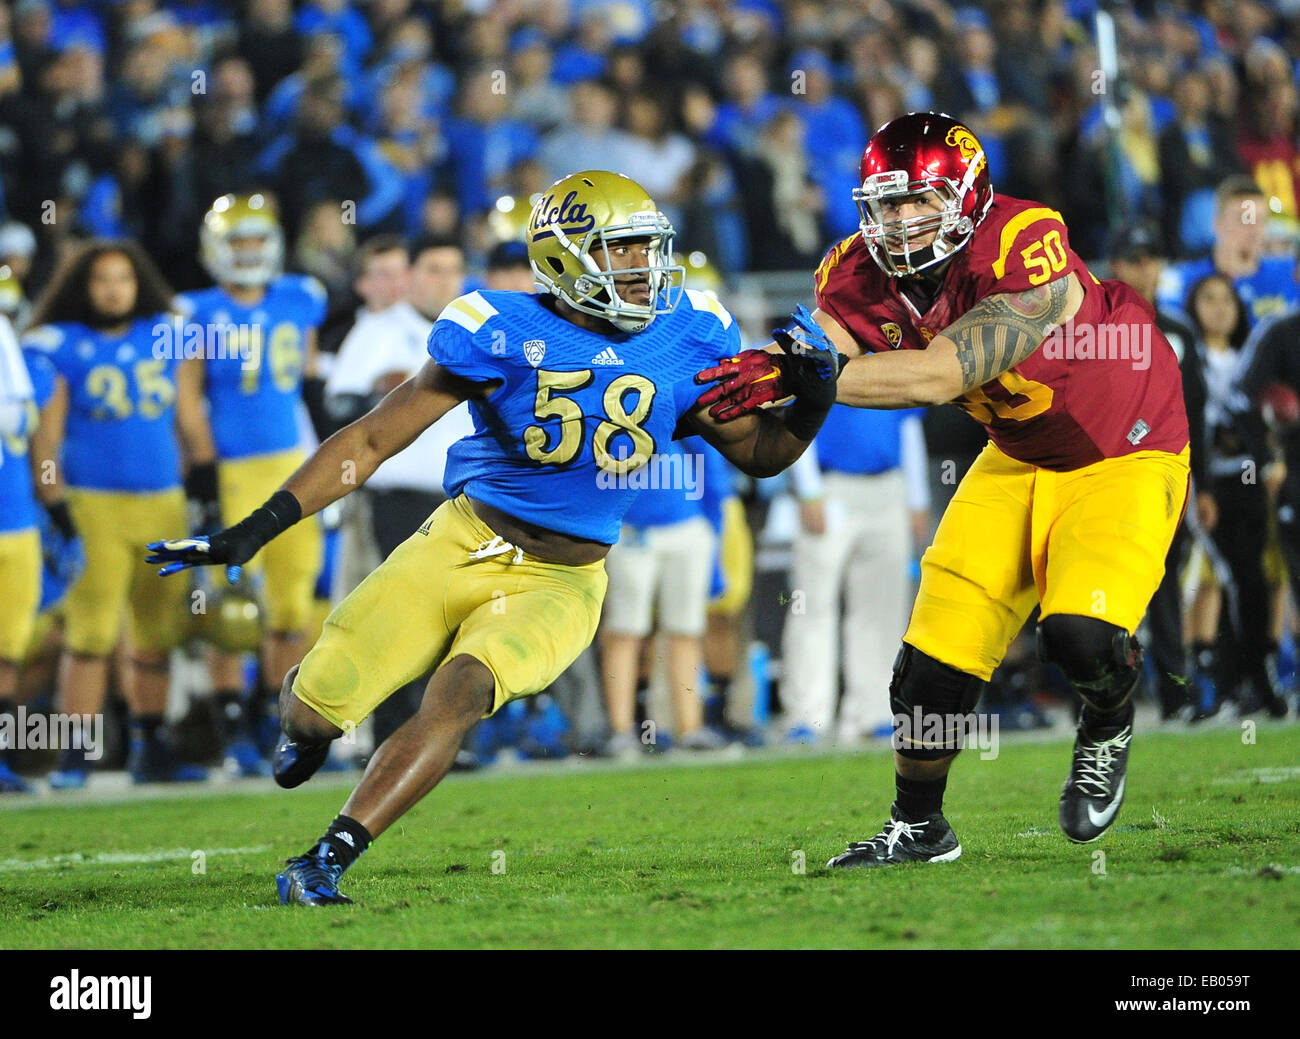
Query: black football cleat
827 804 962 868
1059 707 1133 843
272 733 331 789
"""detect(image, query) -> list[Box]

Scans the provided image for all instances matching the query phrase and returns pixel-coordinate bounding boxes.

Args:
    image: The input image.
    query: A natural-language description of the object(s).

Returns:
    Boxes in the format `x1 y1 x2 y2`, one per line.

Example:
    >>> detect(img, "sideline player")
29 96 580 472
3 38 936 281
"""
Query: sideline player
699 113 1190 863
148 171 839 904
179 194 328 775
24 240 218 786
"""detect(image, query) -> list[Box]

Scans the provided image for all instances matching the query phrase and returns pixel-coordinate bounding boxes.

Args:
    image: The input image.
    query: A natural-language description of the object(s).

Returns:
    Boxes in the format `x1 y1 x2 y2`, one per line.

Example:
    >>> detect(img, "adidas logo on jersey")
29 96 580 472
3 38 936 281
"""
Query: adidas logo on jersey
591 346 624 366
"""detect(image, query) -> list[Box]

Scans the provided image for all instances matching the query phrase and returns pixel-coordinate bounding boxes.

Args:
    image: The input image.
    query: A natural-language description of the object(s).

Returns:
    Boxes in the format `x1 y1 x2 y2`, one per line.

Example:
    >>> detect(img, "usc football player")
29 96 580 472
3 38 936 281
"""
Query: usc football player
699 113 1190 863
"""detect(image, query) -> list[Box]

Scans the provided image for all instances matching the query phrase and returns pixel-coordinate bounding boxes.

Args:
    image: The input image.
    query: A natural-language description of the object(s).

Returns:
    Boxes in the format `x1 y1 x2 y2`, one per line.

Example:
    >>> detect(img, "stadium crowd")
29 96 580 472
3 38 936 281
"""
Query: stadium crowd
3 0 1300 789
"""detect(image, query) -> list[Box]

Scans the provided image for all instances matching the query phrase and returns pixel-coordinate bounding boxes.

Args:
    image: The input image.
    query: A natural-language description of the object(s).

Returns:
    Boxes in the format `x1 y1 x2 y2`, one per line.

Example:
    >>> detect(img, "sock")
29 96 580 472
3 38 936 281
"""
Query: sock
214 688 248 741
131 713 165 742
1081 697 1135 739
895 771 948 821
311 814 374 872
704 674 732 727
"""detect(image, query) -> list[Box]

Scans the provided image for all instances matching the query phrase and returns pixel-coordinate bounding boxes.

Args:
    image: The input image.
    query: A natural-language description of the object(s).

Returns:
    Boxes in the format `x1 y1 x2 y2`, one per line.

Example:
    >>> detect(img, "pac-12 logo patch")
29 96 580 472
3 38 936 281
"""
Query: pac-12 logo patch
882 322 902 349
523 339 546 367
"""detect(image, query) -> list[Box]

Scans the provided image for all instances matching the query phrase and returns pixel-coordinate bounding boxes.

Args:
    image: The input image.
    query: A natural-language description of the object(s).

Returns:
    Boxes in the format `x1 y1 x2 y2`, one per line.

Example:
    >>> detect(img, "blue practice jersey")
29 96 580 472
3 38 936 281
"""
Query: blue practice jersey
621 435 734 531
0 348 55 532
429 289 740 544
179 274 326 460
1157 255 1299 328
815 405 923 475
21 317 183 493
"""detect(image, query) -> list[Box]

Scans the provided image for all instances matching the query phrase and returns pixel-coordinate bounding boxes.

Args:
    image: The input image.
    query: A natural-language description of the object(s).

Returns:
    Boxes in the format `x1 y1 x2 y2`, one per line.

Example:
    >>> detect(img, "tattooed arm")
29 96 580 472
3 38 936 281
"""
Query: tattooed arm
833 272 1083 409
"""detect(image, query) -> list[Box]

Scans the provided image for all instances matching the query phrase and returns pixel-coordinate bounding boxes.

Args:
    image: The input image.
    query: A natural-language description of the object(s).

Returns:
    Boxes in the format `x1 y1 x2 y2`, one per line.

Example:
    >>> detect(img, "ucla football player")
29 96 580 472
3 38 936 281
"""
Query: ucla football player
179 194 328 777
23 240 218 787
0 321 46 791
149 171 841 905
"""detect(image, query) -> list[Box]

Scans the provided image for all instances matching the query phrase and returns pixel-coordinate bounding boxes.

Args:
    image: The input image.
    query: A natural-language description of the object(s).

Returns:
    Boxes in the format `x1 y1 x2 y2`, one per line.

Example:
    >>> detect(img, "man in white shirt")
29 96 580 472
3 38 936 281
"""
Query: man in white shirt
325 235 476 746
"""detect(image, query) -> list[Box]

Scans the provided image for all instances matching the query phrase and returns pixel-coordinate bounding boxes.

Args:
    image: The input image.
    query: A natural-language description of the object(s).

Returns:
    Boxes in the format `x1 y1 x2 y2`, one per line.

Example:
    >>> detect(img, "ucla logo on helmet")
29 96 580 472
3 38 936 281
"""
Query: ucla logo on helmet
882 322 902 349
529 191 596 241
523 339 546 367
944 125 986 176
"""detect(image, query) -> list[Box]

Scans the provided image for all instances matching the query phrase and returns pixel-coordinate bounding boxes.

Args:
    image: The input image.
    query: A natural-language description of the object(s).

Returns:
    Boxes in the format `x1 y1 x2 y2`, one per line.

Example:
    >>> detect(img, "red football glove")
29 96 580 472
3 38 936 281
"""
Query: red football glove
694 349 788 421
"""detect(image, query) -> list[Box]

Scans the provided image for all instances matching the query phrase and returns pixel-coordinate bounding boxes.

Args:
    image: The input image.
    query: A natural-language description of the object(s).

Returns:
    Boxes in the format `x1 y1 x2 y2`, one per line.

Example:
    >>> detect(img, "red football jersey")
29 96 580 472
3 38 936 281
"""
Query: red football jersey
815 194 1189 470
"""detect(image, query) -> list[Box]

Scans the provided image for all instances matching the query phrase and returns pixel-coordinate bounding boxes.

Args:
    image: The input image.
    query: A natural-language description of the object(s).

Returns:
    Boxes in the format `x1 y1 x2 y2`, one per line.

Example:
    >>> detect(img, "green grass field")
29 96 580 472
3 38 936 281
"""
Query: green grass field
1 723 1298 949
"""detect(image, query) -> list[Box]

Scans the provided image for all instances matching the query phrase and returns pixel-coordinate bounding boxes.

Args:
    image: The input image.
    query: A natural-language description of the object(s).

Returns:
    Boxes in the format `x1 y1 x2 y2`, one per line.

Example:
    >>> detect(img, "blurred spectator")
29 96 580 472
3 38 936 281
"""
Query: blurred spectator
539 79 623 186
736 109 823 270
364 16 454 127
782 406 929 744
508 28 566 134
1158 175 1300 326
444 66 539 217
237 0 303 105
1159 69 1243 258
294 0 371 71
787 48 864 237
292 198 356 306
257 72 404 240
1187 271 1288 717
553 10 611 85
707 50 782 159
483 239 535 293
374 66 446 239
616 92 694 228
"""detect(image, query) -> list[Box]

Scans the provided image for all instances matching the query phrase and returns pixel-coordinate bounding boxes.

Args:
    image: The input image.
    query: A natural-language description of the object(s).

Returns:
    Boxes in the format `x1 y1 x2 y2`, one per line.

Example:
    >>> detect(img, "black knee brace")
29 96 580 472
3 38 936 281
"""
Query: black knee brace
1037 614 1142 713
889 644 986 760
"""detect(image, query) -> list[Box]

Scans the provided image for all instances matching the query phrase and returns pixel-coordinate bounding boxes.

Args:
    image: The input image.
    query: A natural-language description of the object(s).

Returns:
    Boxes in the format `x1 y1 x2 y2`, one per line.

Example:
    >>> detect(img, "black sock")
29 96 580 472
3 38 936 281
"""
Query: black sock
1081 697 1135 739
312 815 374 872
704 675 731 727
131 713 165 741
214 688 247 741
895 771 948 821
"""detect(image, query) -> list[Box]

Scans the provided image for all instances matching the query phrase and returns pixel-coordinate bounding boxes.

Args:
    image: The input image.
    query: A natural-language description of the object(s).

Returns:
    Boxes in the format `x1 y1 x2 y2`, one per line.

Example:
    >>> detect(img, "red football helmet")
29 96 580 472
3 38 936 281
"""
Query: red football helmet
853 111 994 277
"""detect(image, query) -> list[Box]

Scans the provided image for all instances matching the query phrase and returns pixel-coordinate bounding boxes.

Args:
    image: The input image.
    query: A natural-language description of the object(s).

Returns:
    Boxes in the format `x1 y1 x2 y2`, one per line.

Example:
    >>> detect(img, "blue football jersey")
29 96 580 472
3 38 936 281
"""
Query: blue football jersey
0 348 56 532
179 274 327 460
429 289 740 544
1157 255 1299 328
21 317 183 493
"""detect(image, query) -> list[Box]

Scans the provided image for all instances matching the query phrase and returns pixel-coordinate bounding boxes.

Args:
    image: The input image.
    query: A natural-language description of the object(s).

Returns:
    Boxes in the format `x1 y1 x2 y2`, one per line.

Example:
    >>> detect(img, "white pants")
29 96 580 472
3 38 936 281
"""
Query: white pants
781 470 911 739
603 515 716 637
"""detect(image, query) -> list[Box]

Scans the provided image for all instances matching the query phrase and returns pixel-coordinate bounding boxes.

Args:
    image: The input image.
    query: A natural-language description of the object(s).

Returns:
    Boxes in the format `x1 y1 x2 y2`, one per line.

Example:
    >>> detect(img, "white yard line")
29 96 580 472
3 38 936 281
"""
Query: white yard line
0 845 272 873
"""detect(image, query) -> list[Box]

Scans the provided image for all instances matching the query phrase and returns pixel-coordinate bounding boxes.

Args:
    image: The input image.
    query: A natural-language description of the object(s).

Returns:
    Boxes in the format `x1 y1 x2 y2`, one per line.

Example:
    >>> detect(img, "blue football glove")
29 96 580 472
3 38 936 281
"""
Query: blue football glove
147 489 302 583
146 533 246 584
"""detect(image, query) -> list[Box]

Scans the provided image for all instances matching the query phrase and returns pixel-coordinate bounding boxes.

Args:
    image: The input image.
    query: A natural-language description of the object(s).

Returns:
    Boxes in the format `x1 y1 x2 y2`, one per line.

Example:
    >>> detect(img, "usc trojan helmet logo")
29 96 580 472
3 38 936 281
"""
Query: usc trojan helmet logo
944 125 986 177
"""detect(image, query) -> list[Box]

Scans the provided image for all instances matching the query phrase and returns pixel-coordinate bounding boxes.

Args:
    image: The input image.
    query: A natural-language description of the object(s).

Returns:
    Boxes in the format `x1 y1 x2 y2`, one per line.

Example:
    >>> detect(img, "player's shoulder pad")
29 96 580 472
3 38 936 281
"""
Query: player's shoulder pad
20 324 66 353
278 272 328 304
436 290 503 337
815 232 862 292
682 288 735 331
984 199 1069 281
